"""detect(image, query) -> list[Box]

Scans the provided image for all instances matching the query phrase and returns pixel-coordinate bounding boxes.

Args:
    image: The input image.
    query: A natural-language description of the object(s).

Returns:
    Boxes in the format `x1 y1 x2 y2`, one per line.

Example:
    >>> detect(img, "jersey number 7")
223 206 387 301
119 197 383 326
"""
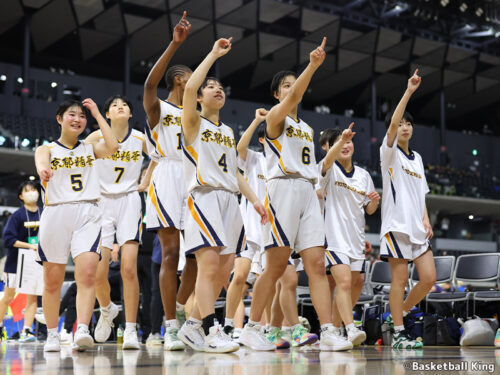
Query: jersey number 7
114 167 125 183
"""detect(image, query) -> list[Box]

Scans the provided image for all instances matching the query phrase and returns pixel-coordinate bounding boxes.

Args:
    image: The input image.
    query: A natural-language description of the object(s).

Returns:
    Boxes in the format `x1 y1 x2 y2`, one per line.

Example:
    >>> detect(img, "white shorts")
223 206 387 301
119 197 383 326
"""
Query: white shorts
184 189 246 256
264 178 324 253
325 251 366 273
2 273 16 288
146 159 186 231
259 251 304 272
250 246 264 275
237 241 260 261
100 192 142 249
379 231 430 262
38 202 102 264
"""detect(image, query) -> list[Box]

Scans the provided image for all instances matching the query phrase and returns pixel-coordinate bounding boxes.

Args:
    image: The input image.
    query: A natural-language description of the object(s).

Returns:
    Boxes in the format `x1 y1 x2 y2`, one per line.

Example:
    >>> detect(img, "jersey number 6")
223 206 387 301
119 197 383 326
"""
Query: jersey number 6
302 147 311 165
70 174 83 192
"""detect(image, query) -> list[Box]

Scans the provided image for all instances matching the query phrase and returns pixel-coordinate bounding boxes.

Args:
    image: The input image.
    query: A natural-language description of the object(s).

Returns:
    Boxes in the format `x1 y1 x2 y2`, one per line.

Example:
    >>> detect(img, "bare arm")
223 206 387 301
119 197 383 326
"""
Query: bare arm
82 98 119 159
364 191 380 215
14 240 37 251
266 37 326 139
423 205 433 239
182 38 232 145
237 171 268 225
321 123 356 176
138 160 158 192
386 69 421 148
143 12 191 128
84 130 101 145
35 145 52 183
237 108 267 161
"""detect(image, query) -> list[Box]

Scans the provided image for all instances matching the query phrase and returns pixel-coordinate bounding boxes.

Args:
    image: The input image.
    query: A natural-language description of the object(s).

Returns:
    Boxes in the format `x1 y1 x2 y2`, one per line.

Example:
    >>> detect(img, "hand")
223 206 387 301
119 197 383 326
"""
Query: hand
367 190 380 203
82 98 101 119
253 201 269 225
30 244 38 251
341 122 356 142
137 180 149 192
111 247 120 262
423 219 434 240
407 69 422 94
255 108 268 123
310 37 327 68
38 168 53 183
365 240 373 253
211 38 232 58
173 11 191 44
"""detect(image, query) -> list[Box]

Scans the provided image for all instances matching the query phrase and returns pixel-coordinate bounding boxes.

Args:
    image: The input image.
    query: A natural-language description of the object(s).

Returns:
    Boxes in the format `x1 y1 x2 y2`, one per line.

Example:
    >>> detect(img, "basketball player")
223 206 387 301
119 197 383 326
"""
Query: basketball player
85 95 146 349
240 37 352 352
177 37 268 353
320 124 379 346
35 99 119 352
143 11 197 350
380 69 436 350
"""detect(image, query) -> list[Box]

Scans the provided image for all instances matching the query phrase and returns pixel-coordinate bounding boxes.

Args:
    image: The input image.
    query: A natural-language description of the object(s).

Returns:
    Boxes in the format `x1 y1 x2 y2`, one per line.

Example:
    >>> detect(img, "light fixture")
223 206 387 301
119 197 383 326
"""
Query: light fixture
21 138 30 147
29 176 35 181
459 2 468 12
440 0 449 7
475 7 483 17
0 75 6 81
51 82 58 88
468 215 474 220
0 135 5 146
17 77 23 84
42 140 50 145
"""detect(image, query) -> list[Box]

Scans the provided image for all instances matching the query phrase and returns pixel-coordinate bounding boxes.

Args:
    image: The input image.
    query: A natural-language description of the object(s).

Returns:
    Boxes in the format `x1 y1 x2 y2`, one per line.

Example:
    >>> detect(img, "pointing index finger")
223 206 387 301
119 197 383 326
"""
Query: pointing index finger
348 122 355 130
320 37 327 49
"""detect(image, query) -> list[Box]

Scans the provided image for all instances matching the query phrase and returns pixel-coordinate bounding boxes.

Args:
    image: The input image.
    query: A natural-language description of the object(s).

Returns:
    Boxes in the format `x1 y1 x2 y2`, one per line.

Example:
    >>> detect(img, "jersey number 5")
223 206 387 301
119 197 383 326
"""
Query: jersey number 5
218 153 228 172
114 167 125 183
302 147 311 165
70 174 83 192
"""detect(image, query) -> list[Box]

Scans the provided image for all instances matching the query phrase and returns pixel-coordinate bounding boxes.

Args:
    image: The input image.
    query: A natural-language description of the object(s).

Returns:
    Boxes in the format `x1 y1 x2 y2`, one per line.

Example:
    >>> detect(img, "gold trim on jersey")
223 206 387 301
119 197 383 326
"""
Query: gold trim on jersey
184 145 207 185
151 129 166 157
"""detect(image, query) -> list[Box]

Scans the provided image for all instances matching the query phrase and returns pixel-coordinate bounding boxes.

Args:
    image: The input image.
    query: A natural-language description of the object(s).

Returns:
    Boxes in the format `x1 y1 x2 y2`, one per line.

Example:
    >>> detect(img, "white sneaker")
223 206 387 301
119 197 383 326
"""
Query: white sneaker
94 302 119 343
347 326 366 346
146 333 163 346
60 329 73 345
239 324 275 351
122 329 141 350
164 326 185 351
44 331 61 352
178 320 205 351
319 326 353 351
204 324 239 353
73 326 94 352
232 328 242 344
35 308 46 325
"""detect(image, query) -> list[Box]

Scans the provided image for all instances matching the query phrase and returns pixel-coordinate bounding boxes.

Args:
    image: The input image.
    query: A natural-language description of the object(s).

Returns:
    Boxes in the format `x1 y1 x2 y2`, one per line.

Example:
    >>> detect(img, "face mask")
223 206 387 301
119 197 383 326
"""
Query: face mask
23 191 39 203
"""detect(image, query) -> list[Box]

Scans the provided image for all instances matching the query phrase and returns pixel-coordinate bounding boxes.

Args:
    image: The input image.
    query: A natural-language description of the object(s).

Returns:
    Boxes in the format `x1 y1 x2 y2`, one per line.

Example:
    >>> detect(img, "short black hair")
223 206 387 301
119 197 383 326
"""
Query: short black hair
56 100 86 119
165 65 192 92
270 70 297 97
257 123 266 139
17 181 38 201
384 111 414 128
103 95 133 115
197 77 224 96
319 128 342 148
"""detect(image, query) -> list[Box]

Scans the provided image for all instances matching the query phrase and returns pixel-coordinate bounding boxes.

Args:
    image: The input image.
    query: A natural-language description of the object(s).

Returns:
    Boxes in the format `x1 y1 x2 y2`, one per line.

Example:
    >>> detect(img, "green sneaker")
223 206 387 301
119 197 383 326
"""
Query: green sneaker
19 329 36 343
392 330 423 350
265 327 290 349
176 310 186 328
291 325 318 347
164 327 185 351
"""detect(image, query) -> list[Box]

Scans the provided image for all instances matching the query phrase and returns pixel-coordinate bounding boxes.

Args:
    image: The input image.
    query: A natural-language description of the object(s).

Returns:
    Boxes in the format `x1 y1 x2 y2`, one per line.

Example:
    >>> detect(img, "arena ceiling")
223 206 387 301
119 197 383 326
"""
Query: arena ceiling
1 0 500 133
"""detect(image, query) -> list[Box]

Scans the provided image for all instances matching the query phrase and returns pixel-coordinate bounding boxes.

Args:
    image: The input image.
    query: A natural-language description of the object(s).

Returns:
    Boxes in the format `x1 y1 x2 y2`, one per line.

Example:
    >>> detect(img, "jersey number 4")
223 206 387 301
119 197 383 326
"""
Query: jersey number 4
114 167 125 183
70 174 83 192
218 153 228 172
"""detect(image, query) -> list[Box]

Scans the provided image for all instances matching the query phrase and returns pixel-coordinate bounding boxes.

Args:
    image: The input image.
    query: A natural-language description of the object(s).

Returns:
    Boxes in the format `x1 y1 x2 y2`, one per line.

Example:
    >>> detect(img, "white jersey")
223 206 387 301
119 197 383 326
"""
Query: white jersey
182 117 239 193
41 141 100 205
321 161 375 259
380 133 429 244
315 159 325 214
95 128 144 195
238 149 267 246
265 116 317 183
144 100 183 161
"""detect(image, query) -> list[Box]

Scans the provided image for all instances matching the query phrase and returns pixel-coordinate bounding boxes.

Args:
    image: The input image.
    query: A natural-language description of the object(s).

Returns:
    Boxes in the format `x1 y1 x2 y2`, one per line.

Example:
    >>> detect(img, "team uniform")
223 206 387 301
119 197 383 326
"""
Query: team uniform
95 128 144 249
144 100 186 231
379 133 430 261
38 141 101 263
182 117 246 255
263 116 323 252
321 161 374 272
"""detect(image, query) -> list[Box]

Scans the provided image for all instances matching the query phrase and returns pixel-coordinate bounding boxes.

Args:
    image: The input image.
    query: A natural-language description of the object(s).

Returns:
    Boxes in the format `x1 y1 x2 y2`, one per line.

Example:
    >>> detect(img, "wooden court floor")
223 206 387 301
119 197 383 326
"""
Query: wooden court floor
1 342 500 375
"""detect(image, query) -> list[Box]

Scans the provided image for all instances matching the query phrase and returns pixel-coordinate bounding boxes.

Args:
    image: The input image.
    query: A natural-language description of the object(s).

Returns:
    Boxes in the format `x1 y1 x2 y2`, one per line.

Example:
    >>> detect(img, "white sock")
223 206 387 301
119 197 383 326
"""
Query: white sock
164 319 178 329
321 323 333 331
346 323 355 330
224 318 234 327
188 317 201 324
101 303 112 311
265 323 270 331
77 324 88 332
125 322 136 331
176 302 185 312
48 328 58 335
248 320 259 327
282 326 291 332
395 325 404 333
402 310 408 317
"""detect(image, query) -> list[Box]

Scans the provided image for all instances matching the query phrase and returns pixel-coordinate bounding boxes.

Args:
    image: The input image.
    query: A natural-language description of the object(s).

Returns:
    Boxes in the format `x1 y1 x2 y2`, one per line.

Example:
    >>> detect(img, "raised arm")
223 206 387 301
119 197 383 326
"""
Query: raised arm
182 37 232 145
386 69 421 147
237 108 267 161
143 12 191 128
35 145 52 183
82 98 119 159
237 171 268 225
84 130 101 145
321 123 356 176
266 37 326 139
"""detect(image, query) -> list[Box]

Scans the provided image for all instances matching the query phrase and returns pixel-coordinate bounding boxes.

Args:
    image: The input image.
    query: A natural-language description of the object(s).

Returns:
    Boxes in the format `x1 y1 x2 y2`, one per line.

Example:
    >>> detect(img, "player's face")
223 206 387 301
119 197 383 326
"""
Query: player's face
275 75 296 102
339 140 354 161
106 99 132 121
398 119 413 141
57 105 87 136
178 72 192 91
198 80 225 110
